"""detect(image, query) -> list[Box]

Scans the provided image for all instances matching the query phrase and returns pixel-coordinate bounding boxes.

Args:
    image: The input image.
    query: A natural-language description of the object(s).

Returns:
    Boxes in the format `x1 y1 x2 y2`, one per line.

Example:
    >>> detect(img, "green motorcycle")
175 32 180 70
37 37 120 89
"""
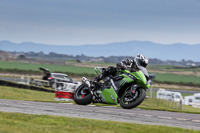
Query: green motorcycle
74 67 150 109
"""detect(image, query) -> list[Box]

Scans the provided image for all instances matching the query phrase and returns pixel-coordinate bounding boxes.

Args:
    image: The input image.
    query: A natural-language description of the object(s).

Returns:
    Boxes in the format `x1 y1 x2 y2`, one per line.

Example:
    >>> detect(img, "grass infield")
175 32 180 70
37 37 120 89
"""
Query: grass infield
0 111 199 133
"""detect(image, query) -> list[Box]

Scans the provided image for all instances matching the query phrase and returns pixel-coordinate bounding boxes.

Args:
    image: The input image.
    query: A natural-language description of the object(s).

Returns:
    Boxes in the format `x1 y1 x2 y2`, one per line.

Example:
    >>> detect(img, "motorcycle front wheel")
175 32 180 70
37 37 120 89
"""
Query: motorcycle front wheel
120 88 146 109
74 84 92 105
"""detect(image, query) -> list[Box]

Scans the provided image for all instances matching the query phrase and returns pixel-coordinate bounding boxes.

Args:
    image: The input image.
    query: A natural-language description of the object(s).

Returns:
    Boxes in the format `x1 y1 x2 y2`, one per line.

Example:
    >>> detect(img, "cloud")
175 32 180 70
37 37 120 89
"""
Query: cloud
0 0 200 45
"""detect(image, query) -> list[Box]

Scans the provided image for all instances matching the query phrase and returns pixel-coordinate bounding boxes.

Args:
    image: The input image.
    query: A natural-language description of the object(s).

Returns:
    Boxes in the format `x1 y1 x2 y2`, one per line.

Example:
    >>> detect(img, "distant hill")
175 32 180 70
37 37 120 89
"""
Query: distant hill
0 40 200 61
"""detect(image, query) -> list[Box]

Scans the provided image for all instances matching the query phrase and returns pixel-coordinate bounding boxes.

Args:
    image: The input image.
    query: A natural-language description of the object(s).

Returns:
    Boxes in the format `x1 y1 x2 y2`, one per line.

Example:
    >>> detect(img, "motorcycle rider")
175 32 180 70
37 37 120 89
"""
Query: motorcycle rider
94 54 149 82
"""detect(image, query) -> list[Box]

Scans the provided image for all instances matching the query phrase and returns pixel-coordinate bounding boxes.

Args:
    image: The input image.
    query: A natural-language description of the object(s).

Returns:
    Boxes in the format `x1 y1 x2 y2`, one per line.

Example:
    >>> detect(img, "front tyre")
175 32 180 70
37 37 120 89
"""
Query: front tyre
74 84 92 105
120 88 146 109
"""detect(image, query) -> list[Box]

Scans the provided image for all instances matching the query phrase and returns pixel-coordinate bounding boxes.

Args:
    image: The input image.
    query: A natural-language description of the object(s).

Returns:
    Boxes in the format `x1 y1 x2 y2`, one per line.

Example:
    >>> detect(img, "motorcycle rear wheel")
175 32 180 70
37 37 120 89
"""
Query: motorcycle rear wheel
120 88 146 109
74 84 92 105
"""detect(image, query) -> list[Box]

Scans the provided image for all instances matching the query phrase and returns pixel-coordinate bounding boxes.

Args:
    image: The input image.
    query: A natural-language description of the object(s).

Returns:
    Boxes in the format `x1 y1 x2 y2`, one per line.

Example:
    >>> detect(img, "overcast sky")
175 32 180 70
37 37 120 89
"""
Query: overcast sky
0 0 200 45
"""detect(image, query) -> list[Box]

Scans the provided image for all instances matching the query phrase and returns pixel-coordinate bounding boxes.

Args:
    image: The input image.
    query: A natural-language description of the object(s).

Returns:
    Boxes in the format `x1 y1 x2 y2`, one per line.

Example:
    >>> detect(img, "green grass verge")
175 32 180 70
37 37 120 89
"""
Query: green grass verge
0 85 55 101
0 61 95 74
138 98 200 114
0 111 198 133
153 73 200 85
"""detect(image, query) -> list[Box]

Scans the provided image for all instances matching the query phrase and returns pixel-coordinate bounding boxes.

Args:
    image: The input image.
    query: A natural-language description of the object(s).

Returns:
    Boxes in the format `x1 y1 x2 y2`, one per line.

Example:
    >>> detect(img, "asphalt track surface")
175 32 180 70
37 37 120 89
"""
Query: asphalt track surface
0 99 200 130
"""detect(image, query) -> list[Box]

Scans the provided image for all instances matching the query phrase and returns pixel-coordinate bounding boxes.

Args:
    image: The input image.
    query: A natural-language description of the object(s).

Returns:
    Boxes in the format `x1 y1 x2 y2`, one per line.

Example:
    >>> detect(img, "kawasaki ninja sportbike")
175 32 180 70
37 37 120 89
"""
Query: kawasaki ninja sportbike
74 67 150 109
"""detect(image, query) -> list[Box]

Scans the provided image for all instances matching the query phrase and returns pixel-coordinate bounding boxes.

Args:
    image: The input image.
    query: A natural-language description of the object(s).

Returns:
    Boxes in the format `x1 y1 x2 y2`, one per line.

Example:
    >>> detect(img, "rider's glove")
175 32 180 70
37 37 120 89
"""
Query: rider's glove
116 62 127 70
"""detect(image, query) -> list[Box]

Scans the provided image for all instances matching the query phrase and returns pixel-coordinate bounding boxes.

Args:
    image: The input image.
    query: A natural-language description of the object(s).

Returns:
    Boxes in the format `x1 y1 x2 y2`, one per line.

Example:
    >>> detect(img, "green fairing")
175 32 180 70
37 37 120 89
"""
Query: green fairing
120 74 134 83
146 82 150 89
121 70 150 89
132 70 150 89
121 70 130 73
100 86 118 104
120 70 133 83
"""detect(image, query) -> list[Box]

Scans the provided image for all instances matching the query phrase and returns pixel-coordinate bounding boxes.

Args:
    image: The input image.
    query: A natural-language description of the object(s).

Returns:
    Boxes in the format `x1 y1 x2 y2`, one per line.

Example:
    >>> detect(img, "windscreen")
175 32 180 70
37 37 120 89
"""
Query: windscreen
138 66 149 81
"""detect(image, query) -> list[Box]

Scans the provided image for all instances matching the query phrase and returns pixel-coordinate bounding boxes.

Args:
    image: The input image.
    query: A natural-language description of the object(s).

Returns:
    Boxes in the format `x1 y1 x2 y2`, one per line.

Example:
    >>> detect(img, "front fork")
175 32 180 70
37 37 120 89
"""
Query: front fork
131 85 137 93
82 77 93 95
129 85 141 100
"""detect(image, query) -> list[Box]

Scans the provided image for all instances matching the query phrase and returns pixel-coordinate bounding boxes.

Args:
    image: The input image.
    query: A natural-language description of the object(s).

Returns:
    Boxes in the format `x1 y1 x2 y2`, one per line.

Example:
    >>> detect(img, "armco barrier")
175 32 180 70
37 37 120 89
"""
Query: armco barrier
0 79 55 93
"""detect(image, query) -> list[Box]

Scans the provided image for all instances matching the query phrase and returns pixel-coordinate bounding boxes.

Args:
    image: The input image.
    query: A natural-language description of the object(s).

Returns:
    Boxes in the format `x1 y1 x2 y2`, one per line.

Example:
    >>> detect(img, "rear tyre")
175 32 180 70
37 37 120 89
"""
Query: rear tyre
120 88 146 109
74 84 92 105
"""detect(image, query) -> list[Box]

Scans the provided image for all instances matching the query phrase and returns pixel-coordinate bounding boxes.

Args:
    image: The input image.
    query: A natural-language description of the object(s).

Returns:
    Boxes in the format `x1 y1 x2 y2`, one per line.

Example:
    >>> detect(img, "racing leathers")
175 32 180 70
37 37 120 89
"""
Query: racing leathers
94 59 135 82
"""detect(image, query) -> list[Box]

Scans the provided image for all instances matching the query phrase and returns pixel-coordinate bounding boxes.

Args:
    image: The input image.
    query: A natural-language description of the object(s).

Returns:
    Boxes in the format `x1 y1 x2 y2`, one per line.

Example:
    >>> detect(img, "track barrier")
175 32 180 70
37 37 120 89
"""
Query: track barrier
0 79 55 93
54 81 76 101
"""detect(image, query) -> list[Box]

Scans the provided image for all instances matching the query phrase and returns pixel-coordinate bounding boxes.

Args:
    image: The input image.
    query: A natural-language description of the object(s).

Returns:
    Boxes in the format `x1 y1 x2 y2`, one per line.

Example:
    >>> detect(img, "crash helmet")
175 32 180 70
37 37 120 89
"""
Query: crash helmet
134 54 148 68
